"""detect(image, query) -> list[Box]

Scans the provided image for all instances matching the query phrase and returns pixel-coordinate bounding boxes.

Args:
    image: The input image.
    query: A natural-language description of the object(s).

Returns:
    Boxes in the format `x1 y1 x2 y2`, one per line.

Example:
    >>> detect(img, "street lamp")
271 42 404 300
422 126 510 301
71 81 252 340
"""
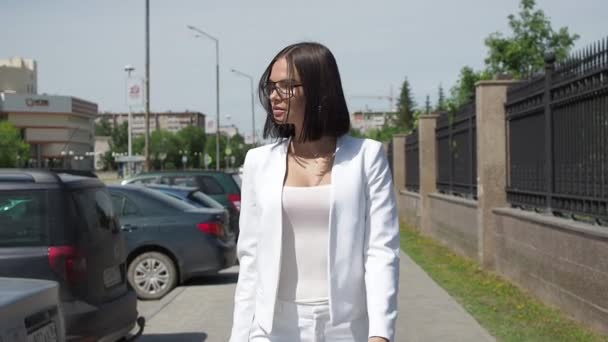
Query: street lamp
124 64 135 178
187 25 220 171
179 150 189 170
231 68 256 145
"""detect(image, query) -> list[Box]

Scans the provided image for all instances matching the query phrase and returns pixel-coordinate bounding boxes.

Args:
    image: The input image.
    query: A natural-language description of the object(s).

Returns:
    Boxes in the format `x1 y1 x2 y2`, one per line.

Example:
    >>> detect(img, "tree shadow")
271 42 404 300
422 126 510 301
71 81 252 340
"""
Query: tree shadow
138 332 208 341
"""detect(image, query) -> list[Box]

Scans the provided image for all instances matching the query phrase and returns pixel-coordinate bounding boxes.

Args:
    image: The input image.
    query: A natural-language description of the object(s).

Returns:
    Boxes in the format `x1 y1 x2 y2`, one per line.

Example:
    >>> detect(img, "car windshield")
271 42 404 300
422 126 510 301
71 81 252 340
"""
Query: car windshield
0 191 48 247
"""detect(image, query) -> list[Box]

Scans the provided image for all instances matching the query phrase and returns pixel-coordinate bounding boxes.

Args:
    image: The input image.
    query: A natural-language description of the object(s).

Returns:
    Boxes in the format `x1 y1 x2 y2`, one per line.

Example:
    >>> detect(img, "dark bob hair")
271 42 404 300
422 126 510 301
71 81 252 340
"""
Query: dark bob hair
259 42 351 142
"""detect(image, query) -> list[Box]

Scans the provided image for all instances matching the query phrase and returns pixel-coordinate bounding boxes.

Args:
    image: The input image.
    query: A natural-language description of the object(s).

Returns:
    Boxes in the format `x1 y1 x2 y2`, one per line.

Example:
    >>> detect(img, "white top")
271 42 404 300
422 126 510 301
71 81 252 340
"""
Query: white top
277 185 331 303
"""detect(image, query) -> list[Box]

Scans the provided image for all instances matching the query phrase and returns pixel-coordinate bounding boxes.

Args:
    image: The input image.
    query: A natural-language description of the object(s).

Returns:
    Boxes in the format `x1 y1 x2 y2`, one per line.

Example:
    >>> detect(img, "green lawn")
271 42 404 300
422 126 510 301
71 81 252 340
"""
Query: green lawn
400 224 608 342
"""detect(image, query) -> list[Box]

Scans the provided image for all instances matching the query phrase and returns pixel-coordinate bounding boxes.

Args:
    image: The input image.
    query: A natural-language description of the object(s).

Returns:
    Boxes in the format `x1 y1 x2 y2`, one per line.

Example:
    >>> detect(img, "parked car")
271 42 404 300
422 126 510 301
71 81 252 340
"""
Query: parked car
0 277 65 342
0 169 141 341
107 185 237 300
121 170 241 226
229 171 242 189
144 184 239 239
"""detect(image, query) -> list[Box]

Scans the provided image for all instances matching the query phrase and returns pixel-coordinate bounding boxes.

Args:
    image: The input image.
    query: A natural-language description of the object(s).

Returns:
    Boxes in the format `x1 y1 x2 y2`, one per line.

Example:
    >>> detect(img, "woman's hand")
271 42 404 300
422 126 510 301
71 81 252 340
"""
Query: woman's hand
369 337 389 342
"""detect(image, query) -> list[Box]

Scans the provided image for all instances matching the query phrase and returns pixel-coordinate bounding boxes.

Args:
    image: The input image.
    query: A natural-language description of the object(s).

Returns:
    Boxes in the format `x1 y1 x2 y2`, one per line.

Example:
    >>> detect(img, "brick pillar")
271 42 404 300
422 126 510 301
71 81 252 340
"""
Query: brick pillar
475 80 518 269
418 115 439 234
392 134 407 192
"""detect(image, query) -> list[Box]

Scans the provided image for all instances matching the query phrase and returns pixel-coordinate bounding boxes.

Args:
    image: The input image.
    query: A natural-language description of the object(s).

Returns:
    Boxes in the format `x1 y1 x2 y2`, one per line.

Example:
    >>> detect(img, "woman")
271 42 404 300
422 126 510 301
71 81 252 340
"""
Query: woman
230 42 400 342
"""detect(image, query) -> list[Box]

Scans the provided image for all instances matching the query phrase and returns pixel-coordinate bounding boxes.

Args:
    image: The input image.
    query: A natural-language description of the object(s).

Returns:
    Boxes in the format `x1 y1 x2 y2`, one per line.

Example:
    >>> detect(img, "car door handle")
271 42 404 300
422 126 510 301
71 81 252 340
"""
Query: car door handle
121 224 138 232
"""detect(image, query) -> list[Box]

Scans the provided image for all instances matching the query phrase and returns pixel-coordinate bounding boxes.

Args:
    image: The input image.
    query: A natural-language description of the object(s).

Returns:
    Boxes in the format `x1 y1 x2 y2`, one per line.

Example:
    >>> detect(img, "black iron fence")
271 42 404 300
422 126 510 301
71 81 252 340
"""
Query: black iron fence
505 37 608 223
435 101 477 198
405 130 419 192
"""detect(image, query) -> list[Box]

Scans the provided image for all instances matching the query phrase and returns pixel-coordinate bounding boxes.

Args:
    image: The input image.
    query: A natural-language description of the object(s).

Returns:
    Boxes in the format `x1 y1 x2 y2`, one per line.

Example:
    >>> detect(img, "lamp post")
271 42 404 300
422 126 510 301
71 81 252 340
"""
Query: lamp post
124 65 135 177
144 0 151 171
179 150 189 170
187 25 220 170
231 68 256 145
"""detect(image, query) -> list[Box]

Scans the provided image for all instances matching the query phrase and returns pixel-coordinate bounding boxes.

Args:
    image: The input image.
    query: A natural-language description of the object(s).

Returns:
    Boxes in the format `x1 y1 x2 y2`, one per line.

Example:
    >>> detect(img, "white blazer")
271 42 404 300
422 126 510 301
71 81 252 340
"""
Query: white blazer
230 135 400 341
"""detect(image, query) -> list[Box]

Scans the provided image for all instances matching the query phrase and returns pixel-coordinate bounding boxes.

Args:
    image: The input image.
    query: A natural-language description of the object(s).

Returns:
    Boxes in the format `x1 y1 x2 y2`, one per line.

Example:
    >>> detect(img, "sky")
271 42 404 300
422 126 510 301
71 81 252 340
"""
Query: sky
2 0 606 139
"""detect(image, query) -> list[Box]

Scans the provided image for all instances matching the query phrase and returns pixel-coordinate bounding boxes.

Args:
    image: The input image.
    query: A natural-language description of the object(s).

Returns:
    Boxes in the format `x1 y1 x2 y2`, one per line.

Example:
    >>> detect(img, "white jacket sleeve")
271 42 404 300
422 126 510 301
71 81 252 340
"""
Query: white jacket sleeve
363 141 400 341
229 151 259 341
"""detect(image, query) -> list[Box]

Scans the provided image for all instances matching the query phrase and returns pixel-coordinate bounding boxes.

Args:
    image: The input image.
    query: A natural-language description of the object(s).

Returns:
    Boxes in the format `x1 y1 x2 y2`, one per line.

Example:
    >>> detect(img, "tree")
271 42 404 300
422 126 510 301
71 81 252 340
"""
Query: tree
425 95 431 114
436 84 447 112
204 133 252 169
0 121 30 167
133 129 182 170
177 126 206 168
367 125 401 143
448 66 492 110
110 121 128 153
349 127 366 139
95 117 112 136
484 0 579 79
394 78 416 131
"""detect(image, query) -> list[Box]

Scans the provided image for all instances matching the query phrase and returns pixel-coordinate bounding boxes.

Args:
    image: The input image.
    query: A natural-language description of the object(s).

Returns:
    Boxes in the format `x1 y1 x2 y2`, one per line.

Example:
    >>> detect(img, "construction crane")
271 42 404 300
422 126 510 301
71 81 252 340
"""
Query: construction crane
349 85 397 112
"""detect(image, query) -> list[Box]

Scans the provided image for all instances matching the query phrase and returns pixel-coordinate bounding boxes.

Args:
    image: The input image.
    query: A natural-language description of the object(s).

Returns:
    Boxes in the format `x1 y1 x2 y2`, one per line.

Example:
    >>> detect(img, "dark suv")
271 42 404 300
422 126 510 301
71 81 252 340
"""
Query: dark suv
0 170 140 341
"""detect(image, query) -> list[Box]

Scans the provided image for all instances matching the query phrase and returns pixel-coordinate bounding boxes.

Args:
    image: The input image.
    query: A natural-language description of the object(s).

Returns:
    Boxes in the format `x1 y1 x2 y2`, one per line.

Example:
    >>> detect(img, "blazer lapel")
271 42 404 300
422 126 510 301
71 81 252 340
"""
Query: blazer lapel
327 135 346 297
269 140 288 297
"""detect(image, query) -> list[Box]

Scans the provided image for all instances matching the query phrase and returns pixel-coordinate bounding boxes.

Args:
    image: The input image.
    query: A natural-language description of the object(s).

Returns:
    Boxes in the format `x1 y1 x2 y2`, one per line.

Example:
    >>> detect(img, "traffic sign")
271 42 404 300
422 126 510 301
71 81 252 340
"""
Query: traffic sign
203 154 212 166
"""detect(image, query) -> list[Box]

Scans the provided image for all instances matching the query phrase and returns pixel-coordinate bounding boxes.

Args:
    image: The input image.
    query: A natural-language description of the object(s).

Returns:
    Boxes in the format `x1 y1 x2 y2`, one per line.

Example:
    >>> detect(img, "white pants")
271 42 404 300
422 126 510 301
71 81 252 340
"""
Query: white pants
249 300 369 342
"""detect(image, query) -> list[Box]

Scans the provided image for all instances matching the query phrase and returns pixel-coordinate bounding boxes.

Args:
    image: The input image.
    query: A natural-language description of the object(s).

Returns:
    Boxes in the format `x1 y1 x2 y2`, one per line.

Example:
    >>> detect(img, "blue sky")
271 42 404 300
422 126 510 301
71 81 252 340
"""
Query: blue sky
2 0 606 139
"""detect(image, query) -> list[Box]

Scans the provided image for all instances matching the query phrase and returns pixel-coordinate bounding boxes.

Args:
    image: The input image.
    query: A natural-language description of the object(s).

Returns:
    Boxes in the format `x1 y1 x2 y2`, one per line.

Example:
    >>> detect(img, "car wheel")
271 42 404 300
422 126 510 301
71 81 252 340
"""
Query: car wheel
128 252 177 300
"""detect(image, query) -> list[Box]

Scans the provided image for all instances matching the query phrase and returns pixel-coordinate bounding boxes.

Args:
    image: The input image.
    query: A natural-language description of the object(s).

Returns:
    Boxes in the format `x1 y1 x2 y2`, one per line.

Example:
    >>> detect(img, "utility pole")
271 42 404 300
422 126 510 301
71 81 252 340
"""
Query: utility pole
144 0 151 171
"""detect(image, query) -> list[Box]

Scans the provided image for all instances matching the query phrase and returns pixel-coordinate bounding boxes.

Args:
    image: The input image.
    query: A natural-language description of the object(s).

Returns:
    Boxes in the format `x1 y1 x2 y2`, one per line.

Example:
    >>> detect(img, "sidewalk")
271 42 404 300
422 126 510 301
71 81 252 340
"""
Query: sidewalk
138 253 495 341
397 251 495 341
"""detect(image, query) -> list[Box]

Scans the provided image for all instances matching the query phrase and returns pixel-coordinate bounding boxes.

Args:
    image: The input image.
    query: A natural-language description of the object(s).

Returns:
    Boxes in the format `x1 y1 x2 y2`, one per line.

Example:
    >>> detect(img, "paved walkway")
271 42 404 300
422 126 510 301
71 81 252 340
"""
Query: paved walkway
397 251 495 341
137 251 495 341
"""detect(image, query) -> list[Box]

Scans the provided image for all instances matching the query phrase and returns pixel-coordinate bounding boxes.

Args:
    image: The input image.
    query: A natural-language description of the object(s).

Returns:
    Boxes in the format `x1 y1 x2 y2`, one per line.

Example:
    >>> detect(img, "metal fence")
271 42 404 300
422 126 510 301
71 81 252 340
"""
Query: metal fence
505 37 608 223
405 130 420 192
435 101 477 198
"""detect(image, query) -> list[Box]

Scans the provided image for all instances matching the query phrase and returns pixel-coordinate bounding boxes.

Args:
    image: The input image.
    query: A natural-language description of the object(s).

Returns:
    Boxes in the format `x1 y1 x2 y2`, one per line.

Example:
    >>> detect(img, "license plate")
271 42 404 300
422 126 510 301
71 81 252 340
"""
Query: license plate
27 322 57 342
103 266 122 288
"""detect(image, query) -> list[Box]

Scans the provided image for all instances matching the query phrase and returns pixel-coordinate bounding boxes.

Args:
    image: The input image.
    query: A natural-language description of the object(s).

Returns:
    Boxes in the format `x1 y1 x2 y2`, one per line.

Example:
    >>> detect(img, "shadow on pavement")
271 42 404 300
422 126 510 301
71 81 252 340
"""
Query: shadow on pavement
184 271 239 286
138 332 208 341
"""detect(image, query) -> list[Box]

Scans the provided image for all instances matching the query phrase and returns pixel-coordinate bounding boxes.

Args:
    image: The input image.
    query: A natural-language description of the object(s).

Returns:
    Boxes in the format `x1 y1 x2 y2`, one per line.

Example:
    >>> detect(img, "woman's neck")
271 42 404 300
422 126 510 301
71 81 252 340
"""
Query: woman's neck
289 136 337 158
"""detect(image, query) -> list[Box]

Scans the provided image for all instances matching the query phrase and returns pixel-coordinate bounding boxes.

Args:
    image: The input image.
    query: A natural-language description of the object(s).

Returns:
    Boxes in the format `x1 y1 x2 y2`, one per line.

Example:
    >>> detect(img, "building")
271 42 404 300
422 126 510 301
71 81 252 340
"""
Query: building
350 111 395 133
97 111 206 136
0 93 97 170
0 57 37 94
219 124 239 138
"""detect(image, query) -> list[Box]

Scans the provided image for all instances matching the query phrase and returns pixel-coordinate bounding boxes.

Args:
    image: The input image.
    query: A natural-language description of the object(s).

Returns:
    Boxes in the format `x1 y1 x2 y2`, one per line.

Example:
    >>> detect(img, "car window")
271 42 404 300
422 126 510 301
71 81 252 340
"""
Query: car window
200 176 224 195
160 176 172 185
72 188 115 232
190 191 223 209
231 174 242 188
0 191 47 247
172 176 197 187
131 176 157 184
111 194 125 214
123 197 140 216
165 192 184 201
111 193 140 217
